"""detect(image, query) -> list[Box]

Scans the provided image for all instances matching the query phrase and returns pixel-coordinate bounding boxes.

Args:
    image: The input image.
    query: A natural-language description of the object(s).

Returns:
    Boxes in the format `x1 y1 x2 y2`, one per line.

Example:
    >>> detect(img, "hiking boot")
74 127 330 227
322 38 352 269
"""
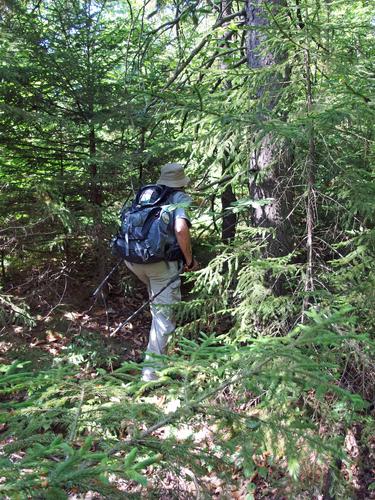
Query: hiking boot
141 369 159 382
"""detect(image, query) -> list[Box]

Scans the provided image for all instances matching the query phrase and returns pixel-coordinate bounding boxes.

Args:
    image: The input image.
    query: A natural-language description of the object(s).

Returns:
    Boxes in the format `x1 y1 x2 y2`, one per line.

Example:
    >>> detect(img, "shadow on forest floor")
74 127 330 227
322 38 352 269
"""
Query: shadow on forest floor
1 262 152 373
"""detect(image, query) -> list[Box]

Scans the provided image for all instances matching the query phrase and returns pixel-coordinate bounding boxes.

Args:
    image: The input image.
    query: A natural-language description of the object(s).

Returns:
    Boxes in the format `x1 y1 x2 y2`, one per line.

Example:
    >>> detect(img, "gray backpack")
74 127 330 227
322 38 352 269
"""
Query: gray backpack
111 184 183 263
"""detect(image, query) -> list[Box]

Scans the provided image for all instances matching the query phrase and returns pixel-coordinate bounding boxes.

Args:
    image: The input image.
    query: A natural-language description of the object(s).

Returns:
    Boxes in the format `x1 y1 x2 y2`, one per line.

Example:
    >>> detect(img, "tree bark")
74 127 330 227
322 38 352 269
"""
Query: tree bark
221 181 237 243
245 0 293 257
220 0 237 244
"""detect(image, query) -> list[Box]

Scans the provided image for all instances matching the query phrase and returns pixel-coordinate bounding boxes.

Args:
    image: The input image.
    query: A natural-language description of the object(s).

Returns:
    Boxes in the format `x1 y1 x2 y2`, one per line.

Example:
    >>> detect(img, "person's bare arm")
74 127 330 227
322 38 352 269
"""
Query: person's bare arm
175 218 198 271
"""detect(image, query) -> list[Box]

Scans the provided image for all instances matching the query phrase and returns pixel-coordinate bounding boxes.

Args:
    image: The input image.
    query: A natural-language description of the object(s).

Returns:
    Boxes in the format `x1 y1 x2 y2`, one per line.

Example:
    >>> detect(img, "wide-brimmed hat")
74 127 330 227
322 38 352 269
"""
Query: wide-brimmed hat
157 163 190 188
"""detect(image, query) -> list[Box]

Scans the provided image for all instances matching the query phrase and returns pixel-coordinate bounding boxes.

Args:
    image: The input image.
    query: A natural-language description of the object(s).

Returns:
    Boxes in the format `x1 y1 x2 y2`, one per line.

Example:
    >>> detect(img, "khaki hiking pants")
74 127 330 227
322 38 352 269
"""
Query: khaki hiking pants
125 260 181 375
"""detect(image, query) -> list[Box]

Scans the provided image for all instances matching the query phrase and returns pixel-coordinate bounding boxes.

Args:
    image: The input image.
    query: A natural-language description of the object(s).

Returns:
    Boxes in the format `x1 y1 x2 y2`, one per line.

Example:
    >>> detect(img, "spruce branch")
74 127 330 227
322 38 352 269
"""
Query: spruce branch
108 356 271 455
145 9 246 110
68 385 86 444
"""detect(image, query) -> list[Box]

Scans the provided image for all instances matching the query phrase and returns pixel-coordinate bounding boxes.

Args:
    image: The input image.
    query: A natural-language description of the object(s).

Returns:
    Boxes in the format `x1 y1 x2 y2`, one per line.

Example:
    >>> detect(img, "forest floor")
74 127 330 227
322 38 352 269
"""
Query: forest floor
2 262 253 499
1 260 374 499
1 260 149 368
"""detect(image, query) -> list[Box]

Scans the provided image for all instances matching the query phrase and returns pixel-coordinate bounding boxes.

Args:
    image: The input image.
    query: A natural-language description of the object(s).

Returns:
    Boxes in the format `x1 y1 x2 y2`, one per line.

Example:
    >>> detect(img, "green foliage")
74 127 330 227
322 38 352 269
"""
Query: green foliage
0 293 36 327
1 308 374 496
60 330 120 369
0 0 374 496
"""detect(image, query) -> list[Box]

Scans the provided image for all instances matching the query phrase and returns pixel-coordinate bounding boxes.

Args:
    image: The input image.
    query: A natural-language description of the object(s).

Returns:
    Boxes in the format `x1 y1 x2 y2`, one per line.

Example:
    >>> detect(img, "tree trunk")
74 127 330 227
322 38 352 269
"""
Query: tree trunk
220 0 237 244
88 124 106 283
86 0 105 283
245 0 293 257
1 249 6 284
221 182 237 243
301 16 316 321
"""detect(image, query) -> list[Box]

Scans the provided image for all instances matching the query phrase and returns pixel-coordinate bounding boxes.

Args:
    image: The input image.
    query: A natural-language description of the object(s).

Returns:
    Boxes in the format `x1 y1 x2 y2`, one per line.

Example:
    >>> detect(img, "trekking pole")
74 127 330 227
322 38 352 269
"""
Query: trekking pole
110 265 183 337
92 258 123 297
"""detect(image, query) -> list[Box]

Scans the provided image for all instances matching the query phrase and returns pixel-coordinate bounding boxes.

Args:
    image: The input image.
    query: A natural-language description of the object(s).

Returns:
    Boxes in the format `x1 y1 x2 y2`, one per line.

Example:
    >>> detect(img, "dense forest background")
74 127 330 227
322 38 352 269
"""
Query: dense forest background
0 0 374 498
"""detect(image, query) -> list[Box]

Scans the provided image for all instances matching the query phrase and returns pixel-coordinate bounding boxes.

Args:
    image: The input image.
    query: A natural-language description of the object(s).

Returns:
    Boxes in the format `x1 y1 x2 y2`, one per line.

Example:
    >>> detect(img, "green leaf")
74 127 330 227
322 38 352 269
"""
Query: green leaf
124 447 138 468
287 457 300 480
258 466 268 478
126 469 148 486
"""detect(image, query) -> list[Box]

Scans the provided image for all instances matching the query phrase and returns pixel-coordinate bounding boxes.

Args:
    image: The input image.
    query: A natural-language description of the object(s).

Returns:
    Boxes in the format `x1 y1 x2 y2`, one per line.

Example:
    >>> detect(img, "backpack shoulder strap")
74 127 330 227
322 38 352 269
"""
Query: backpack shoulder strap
160 187 183 203
134 184 180 208
163 189 187 207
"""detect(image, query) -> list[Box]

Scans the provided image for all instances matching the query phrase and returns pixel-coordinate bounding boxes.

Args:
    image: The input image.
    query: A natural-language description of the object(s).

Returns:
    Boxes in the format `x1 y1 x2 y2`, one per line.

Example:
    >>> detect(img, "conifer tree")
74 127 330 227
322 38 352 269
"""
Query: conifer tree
245 0 294 257
0 1 374 496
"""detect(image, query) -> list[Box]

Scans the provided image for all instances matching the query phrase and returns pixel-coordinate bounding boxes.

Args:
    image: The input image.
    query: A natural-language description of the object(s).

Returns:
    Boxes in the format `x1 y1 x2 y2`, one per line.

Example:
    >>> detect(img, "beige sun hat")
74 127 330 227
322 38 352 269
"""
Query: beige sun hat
157 163 190 188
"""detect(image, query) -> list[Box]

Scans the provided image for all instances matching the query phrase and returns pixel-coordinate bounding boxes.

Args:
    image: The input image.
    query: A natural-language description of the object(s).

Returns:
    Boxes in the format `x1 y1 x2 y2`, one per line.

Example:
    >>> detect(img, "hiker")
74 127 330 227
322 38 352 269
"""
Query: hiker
123 163 198 381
